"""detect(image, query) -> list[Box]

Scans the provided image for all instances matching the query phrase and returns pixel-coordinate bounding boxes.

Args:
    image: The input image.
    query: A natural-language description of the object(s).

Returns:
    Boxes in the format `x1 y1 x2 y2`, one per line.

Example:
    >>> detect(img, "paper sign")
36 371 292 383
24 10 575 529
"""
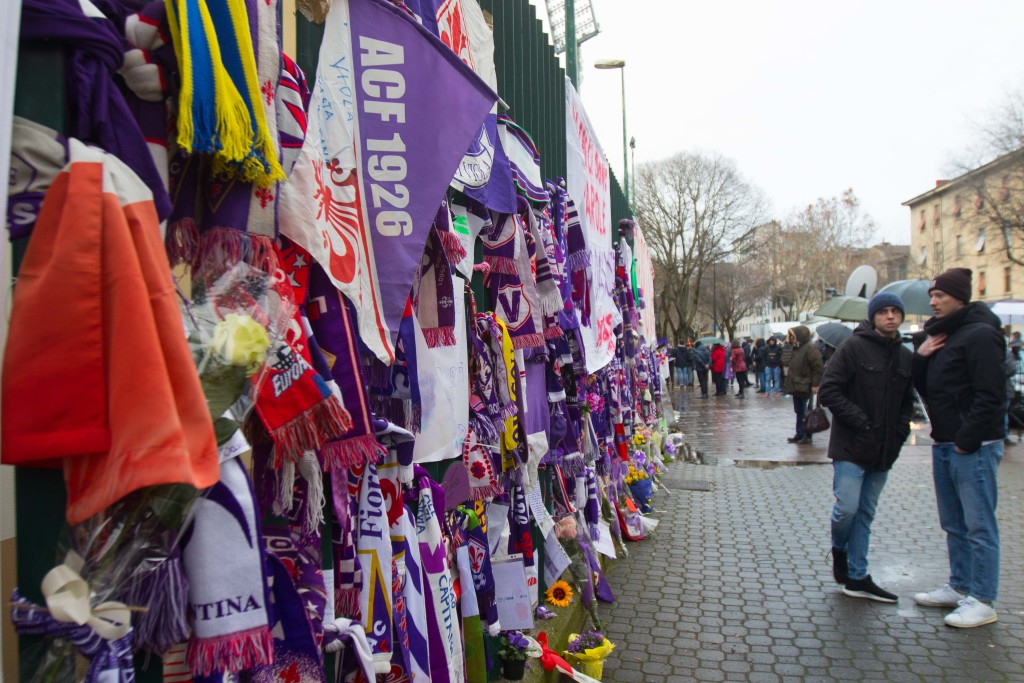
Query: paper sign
526 482 554 538
592 520 616 559
485 502 509 556
543 533 572 585
492 555 534 630
323 569 335 625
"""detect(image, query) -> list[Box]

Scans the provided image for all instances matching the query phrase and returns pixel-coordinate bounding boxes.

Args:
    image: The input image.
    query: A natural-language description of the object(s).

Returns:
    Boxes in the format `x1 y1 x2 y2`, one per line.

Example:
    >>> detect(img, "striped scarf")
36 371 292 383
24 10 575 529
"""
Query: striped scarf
165 0 285 187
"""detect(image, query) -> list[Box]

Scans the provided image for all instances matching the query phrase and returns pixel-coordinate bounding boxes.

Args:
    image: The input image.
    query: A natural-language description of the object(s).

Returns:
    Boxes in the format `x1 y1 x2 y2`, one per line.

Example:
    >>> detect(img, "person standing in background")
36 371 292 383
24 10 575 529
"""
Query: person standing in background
783 326 823 444
711 342 727 397
693 341 711 399
730 340 749 398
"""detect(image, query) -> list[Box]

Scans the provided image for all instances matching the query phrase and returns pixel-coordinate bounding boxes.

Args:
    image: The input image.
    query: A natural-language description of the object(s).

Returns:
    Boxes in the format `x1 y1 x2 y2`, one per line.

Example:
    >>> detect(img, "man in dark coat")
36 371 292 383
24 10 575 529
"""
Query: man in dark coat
911 267 1004 628
763 337 783 396
692 341 711 398
818 292 914 603
783 326 823 443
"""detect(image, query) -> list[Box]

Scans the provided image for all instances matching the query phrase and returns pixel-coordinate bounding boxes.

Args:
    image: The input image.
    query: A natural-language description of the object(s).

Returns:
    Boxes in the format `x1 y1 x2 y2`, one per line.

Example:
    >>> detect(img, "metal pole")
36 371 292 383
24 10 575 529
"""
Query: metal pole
565 0 578 87
620 67 628 212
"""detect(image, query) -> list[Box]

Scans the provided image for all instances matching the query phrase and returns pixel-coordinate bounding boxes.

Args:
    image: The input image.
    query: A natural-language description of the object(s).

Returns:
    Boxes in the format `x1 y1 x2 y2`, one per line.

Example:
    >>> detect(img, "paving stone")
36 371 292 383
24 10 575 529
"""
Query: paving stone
596 392 1024 682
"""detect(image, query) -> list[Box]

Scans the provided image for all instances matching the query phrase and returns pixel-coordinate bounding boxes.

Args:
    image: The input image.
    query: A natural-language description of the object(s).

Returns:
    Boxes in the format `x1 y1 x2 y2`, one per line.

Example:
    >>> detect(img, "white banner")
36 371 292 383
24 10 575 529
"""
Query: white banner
634 223 657 342
565 77 616 373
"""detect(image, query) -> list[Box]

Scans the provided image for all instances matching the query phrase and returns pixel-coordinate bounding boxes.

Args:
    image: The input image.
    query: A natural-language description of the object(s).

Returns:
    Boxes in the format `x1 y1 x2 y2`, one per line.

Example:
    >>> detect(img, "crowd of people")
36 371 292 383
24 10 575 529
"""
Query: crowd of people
666 267 1011 630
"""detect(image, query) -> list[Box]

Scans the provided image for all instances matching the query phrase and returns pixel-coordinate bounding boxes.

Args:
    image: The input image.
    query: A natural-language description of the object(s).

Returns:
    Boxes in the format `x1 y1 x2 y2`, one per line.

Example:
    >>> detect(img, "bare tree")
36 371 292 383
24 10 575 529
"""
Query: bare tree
767 189 877 319
949 85 1024 265
694 261 765 339
634 151 766 342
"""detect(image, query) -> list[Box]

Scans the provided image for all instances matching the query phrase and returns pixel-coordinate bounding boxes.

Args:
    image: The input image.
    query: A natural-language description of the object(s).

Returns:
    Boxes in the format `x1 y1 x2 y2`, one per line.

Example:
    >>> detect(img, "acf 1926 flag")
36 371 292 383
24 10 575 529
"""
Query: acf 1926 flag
280 0 497 364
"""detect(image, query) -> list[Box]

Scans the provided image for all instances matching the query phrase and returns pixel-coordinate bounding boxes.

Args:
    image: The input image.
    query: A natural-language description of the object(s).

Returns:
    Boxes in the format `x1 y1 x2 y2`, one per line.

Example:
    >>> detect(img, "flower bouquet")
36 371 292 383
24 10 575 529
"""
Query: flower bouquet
497 630 530 680
624 462 653 513
545 579 574 608
565 629 615 680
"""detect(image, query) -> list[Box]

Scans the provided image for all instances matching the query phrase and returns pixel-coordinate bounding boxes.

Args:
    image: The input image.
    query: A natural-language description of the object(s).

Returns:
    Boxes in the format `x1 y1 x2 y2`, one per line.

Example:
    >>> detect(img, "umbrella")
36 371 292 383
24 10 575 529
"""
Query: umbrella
696 336 726 346
876 279 933 316
814 295 868 322
990 299 1024 325
815 322 854 349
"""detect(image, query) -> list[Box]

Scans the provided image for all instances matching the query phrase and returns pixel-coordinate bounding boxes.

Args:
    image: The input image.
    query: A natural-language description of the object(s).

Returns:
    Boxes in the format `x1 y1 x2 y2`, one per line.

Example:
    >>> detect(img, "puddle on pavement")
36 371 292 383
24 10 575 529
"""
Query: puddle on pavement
693 451 828 469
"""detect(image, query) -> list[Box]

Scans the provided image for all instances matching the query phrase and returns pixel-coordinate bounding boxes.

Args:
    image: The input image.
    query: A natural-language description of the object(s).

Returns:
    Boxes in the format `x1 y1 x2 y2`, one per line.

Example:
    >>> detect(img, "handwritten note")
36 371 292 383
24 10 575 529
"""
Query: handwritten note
543 533 572 585
492 555 534 630
592 520 616 559
526 482 554 538
485 502 509 556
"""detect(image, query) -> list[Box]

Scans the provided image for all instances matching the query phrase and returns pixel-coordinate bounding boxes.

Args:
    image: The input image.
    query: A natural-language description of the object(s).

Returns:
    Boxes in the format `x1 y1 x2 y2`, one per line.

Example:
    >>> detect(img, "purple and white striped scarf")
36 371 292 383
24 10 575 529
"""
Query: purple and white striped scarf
412 225 458 348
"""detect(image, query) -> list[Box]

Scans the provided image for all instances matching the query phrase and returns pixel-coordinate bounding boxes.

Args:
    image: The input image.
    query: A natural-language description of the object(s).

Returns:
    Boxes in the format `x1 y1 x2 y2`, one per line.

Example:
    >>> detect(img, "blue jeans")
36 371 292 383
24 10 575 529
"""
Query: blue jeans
932 442 1002 603
757 368 766 391
674 366 684 385
765 367 782 395
831 461 889 581
793 395 809 438
682 366 692 385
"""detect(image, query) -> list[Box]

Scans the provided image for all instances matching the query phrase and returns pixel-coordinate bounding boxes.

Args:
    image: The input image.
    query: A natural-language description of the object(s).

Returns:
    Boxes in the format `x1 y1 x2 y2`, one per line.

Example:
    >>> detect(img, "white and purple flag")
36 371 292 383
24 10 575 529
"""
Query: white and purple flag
280 0 497 364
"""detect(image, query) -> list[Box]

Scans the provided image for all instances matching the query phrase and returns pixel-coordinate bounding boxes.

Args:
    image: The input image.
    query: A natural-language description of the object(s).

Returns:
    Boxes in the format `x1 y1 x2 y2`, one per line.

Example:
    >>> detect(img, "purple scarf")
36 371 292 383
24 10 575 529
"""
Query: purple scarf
20 0 172 221
307 265 387 468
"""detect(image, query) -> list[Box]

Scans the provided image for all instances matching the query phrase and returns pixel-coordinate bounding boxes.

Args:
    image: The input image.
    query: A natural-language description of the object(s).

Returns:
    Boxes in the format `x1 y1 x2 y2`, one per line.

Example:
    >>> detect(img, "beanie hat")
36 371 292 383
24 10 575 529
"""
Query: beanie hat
928 267 972 303
868 292 905 320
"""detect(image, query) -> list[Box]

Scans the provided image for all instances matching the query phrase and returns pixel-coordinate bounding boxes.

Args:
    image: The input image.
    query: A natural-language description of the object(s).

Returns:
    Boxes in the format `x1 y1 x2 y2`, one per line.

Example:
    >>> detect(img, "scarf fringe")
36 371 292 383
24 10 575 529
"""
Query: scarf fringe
510 332 545 350
482 255 518 275
544 322 564 340
373 397 409 429
195 227 279 278
561 452 585 477
270 397 353 467
422 326 457 348
123 554 191 654
186 625 274 676
299 451 325 534
437 229 468 263
362 359 391 390
470 482 504 500
566 250 591 272
539 286 565 317
165 218 200 268
498 402 518 421
274 458 297 515
321 434 387 470
337 587 361 619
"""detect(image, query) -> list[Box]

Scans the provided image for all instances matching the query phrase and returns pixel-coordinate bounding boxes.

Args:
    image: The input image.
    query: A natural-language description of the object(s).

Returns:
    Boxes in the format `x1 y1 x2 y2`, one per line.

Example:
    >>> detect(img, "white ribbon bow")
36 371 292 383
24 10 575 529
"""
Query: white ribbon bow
41 553 131 640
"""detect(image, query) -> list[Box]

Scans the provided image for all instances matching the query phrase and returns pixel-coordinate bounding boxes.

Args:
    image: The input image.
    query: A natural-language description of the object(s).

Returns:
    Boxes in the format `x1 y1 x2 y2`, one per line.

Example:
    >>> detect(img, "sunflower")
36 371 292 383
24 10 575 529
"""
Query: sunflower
545 580 574 608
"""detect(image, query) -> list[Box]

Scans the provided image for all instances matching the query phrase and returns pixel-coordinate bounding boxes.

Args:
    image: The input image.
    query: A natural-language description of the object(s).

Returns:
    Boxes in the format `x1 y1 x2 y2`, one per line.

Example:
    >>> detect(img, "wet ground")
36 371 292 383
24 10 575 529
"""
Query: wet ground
597 382 1024 682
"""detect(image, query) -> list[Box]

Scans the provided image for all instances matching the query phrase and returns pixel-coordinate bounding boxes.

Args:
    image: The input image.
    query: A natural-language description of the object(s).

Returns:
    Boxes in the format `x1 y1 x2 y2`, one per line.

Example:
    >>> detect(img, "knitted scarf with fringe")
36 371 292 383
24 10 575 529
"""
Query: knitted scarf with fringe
165 0 285 186
412 225 458 348
246 242 353 465
307 265 387 469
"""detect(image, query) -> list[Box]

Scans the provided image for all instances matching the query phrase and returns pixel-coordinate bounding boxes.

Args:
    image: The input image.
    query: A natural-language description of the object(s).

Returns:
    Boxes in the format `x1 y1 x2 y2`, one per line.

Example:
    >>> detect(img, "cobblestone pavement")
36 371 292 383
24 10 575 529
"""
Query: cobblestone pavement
598 383 1024 682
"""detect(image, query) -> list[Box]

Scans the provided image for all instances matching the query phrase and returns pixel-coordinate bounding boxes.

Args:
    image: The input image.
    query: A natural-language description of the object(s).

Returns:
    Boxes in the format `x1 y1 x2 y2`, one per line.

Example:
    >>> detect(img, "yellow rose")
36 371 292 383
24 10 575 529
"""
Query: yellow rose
211 313 271 376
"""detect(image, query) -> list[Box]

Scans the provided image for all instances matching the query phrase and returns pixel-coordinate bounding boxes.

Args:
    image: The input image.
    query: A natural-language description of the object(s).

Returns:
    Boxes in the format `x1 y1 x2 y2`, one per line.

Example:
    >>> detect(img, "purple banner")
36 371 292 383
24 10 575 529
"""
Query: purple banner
351 0 496 361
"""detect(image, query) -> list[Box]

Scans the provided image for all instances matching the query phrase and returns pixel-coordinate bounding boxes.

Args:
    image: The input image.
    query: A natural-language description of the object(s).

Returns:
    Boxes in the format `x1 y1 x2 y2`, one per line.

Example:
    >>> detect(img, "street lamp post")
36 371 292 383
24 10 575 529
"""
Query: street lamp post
594 59 628 212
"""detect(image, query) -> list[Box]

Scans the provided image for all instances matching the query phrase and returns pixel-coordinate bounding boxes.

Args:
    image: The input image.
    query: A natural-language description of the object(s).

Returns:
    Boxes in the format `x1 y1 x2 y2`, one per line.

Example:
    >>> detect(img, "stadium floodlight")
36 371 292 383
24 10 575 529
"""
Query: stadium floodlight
545 0 600 55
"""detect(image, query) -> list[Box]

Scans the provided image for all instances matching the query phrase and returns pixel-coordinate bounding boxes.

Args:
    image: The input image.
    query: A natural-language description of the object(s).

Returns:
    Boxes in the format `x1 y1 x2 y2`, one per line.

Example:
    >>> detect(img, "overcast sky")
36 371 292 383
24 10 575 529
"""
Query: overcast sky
538 0 1024 244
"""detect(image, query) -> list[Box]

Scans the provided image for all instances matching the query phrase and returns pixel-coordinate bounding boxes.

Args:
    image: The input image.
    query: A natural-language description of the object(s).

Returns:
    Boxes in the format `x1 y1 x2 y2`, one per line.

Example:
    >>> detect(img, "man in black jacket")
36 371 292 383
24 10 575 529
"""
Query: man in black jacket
911 267 1005 628
819 292 914 603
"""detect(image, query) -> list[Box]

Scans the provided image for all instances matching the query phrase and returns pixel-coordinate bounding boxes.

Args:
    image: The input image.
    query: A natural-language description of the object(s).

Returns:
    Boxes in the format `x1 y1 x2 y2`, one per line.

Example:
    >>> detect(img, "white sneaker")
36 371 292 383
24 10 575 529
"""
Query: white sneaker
944 596 998 628
913 584 964 607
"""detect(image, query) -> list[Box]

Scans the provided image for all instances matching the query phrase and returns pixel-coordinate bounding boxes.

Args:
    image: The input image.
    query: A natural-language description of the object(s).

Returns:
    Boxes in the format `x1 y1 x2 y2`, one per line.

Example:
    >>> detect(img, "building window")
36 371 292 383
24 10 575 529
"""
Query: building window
933 203 941 224
956 234 963 258
918 209 926 231
918 245 927 266
979 271 987 298
1006 266 1013 293
976 227 986 253
934 241 943 265
953 195 962 217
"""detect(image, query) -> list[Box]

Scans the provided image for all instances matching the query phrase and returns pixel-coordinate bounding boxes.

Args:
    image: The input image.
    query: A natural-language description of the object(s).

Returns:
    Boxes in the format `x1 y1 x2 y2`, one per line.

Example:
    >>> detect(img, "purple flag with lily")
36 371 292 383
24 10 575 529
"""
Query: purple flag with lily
279 0 497 364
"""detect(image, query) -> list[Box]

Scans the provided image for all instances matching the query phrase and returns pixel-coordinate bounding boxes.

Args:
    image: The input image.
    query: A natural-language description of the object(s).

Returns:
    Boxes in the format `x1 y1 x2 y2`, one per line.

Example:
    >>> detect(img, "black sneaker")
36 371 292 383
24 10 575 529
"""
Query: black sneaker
786 435 801 443
842 575 897 603
830 548 848 585
798 436 813 445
